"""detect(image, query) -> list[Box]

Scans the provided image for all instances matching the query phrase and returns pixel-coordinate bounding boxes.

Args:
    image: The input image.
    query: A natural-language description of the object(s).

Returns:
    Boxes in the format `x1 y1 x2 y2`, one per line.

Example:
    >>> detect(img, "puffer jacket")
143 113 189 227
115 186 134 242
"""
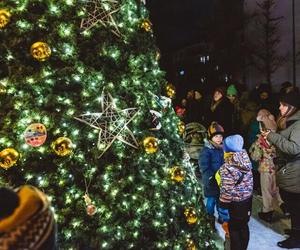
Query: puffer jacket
219 150 253 206
199 139 224 197
267 110 300 159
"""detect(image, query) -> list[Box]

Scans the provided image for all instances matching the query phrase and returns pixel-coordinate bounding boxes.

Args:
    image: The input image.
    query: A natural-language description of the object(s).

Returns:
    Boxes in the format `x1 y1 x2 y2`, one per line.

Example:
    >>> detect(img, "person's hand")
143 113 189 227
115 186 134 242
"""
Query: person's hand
260 129 271 139
218 207 230 222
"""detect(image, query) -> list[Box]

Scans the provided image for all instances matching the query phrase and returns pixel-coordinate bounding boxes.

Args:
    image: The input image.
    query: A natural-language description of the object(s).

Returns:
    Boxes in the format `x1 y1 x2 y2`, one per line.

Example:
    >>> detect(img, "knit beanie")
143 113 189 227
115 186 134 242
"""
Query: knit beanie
280 91 300 109
0 188 20 219
256 109 277 131
227 84 238 96
207 122 224 139
258 83 271 94
223 134 244 152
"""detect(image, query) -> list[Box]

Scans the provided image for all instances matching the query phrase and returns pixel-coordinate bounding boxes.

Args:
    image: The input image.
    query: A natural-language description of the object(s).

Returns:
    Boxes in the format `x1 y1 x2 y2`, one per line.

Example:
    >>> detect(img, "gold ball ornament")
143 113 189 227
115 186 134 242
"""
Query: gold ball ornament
184 207 198 225
141 19 152 32
0 148 19 170
166 83 176 99
170 166 185 182
86 204 97 216
0 9 11 29
186 239 196 250
52 137 73 156
143 136 158 154
30 42 51 61
178 121 186 135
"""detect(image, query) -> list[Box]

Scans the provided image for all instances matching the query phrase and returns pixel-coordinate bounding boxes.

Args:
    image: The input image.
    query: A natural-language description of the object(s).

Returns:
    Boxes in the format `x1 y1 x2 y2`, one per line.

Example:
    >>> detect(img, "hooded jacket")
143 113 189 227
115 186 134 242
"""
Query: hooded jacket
219 150 253 207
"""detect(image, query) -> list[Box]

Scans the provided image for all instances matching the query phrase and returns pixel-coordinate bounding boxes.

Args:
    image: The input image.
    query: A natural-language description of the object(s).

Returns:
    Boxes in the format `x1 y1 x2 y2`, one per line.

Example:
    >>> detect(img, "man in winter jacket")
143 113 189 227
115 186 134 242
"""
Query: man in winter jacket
218 134 253 250
0 185 57 250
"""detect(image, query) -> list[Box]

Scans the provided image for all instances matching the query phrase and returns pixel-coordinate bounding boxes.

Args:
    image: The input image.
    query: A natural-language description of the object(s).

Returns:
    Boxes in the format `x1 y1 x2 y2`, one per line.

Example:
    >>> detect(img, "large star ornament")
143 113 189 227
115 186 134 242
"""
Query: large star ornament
75 92 139 157
81 0 121 37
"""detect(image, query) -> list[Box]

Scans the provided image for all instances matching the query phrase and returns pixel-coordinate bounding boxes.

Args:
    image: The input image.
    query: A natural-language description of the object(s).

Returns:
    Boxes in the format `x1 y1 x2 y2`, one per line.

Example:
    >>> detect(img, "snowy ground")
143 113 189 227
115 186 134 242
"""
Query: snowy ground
214 195 300 250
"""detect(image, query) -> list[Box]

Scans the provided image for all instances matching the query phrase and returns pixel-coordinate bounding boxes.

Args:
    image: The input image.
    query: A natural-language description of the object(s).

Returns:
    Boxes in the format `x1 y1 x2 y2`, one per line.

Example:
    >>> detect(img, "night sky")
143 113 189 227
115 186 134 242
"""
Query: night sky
147 0 215 54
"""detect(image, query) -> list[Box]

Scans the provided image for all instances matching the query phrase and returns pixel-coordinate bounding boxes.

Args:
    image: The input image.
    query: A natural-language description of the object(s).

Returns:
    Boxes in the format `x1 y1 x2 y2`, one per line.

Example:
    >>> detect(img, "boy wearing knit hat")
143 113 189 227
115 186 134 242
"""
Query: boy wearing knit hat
0 185 56 249
218 135 253 250
199 122 225 228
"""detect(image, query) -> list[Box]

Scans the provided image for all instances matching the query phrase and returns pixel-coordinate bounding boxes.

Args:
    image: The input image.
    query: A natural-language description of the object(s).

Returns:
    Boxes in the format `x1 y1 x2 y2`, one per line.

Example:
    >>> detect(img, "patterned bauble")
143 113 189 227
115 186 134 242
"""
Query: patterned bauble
52 137 73 156
170 166 185 182
24 123 47 147
143 136 158 154
30 42 51 61
0 9 11 29
184 207 198 225
0 148 19 170
166 83 176 99
86 204 97 216
186 239 196 250
178 121 186 135
141 19 152 32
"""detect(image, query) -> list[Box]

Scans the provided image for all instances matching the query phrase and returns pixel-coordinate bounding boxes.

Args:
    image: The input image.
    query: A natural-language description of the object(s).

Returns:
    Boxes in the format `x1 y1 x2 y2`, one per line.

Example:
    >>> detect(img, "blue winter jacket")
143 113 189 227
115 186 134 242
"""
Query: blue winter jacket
199 139 224 197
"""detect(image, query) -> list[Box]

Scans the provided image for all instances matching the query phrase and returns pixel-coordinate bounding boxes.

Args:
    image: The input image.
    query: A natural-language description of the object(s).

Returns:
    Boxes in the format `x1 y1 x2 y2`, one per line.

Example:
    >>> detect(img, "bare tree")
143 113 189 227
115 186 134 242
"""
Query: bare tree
251 0 286 84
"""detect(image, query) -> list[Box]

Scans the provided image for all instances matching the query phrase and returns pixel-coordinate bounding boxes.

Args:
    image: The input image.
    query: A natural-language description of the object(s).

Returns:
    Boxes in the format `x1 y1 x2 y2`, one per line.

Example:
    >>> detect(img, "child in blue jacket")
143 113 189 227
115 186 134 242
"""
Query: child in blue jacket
199 122 225 226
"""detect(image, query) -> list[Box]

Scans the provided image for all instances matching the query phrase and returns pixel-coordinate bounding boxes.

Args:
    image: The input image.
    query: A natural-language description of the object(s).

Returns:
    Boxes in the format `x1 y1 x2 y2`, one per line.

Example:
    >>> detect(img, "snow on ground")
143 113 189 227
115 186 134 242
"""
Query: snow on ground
216 217 300 250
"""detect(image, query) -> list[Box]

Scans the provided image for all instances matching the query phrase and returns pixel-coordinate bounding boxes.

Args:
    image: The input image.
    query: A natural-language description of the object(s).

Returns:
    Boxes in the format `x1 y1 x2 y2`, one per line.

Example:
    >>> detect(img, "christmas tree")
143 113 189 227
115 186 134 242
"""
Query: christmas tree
0 0 215 249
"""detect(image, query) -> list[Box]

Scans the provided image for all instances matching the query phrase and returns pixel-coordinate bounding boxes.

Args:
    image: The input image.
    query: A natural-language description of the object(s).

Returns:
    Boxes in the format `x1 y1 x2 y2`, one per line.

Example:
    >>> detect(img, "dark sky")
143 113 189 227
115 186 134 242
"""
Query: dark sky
147 0 215 53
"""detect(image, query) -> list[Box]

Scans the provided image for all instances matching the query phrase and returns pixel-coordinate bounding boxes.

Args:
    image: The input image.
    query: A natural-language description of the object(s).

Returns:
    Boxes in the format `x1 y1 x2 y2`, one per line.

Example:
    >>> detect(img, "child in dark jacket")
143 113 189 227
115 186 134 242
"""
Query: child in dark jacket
218 134 253 250
199 122 225 226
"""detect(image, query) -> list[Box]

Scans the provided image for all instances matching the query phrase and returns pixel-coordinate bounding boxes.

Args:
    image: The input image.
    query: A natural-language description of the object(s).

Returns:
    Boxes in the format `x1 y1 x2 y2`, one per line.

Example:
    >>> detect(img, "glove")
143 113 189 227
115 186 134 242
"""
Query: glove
218 207 230 222
222 222 230 238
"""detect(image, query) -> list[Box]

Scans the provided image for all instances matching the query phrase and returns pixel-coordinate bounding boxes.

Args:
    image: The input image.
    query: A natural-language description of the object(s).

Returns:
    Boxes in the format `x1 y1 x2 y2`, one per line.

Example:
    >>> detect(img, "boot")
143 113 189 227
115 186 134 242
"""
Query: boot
278 230 300 249
280 203 291 217
258 211 273 223
208 215 216 231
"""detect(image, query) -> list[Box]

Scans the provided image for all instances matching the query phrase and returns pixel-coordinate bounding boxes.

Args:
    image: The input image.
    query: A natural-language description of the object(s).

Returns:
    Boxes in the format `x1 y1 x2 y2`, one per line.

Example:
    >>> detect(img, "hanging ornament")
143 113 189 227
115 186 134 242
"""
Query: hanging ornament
24 123 47 147
75 91 139 158
184 207 198 225
52 137 73 156
0 9 11 29
143 136 158 154
178 121 186 135
170 166 185 182
149 110 162 131
0 83 6 94
83 193 97 216
141 19 152 32
165 83 176 99
155 51 161 61
81 0 121 37
186 239 196 250
30 42 51 61
0 148 19 170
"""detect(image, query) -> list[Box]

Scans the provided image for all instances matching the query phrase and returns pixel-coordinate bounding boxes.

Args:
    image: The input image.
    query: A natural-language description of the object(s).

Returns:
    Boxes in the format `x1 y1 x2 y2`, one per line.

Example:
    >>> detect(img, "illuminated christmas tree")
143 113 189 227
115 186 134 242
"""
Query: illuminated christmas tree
0 0 215 249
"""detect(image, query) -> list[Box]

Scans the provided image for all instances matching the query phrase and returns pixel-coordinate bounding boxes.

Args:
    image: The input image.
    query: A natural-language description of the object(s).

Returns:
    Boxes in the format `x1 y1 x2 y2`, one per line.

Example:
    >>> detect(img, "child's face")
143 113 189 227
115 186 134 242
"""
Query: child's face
212 134 223 145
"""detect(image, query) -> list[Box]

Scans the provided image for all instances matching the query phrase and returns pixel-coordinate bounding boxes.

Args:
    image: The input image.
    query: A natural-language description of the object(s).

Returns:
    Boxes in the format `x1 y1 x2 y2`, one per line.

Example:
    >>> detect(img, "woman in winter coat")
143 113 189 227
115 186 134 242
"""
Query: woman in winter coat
204 87 234 135
199 122 225 226
262 91 300 249
0 185 57 250
218 134 253 250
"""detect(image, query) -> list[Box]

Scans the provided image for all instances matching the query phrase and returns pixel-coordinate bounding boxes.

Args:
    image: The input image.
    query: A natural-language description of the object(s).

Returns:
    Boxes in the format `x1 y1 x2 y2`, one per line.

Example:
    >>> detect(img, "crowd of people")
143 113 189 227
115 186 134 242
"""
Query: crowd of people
196 81 300 249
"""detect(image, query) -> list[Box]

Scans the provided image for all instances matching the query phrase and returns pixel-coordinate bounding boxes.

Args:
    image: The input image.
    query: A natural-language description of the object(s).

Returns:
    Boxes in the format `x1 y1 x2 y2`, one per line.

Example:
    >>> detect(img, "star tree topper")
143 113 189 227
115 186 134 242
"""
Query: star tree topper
81 0 121 37
74 92 139 157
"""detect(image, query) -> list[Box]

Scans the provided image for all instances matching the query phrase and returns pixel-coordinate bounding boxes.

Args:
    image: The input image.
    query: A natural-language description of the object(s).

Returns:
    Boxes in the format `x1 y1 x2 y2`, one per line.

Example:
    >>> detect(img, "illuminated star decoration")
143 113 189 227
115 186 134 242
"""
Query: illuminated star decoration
74 92 139 158
81 0 121 37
